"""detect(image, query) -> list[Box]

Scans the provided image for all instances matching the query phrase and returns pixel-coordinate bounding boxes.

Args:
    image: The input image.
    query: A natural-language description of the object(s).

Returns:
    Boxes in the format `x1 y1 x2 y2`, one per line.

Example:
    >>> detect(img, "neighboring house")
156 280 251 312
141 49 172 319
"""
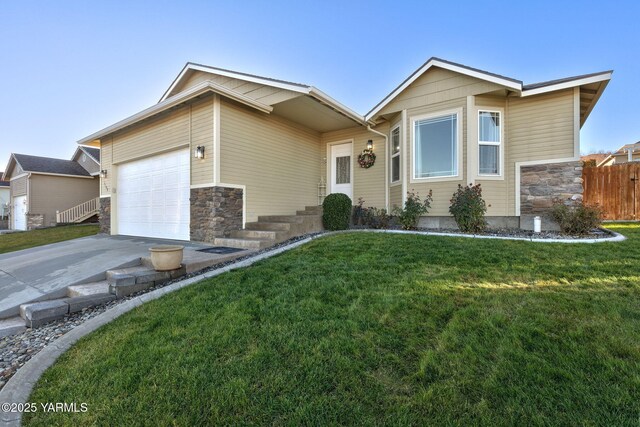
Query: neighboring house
78 57 611 242
598 142 640 166
581 153 610 167
0 173 9 223
2 146 101 230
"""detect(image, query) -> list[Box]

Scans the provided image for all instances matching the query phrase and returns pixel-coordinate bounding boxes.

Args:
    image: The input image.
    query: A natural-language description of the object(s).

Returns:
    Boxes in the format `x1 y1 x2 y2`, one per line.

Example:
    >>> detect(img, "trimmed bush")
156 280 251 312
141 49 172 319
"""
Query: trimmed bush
551 200 603 235
449 184 487 233
393 190 433 230
322 193 352 230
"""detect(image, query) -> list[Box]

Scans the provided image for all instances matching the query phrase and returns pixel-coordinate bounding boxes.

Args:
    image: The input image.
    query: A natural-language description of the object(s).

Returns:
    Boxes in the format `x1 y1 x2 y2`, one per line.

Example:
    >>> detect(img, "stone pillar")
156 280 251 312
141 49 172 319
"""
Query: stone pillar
520 161 583 230
190 186 243 243
99 197 111 234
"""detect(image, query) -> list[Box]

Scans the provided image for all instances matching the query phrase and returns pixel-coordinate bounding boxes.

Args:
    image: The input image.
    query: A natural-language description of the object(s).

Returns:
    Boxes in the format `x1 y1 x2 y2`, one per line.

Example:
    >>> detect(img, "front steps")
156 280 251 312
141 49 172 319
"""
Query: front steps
214 205 323 249
6 261 186 330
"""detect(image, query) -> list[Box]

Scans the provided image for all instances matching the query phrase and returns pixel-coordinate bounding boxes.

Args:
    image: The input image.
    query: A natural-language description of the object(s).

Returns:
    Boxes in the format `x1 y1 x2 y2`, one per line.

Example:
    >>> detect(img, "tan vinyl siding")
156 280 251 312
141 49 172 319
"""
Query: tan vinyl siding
379 67 504 116
28 175 99 226
506 89 575 214
190 97 214 186
76 152 100 175
10 176 27 197
390 186 402 209
99 141 112 196
99 95 215 192
111 105 190 164
175 71 300 105
220 99 321 223
320 126 388 209
405 98 467 216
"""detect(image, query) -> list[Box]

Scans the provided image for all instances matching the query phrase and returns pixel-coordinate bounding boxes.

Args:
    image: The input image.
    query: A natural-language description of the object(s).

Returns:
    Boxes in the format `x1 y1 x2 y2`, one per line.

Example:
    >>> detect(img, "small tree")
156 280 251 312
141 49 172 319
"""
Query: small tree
393 190 433 230
322 193 353 230
449 184 487 233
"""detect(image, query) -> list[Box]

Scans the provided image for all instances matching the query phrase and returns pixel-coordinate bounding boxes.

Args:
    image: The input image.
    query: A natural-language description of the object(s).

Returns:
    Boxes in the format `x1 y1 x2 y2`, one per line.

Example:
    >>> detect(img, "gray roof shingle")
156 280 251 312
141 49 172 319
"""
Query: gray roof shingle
13 154 91 177
81 147 100 162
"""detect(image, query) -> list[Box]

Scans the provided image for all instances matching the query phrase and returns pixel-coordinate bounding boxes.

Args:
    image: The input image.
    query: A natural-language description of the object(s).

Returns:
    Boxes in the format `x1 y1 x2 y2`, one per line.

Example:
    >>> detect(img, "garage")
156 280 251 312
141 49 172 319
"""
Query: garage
116 149 190 240
12 195 26 231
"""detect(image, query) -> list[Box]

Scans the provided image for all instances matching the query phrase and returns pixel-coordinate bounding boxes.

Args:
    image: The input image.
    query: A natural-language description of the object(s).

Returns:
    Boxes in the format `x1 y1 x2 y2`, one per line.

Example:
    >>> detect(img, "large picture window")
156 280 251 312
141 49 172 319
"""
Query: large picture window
413 113 458 179
390 126 400 183
478 111 501 176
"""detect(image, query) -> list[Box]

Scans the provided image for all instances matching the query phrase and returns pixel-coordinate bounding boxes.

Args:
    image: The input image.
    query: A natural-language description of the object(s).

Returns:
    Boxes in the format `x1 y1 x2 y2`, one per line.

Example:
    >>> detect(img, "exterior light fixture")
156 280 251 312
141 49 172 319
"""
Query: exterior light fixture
100 170 107 178
366 140 373 150
195 146 205 159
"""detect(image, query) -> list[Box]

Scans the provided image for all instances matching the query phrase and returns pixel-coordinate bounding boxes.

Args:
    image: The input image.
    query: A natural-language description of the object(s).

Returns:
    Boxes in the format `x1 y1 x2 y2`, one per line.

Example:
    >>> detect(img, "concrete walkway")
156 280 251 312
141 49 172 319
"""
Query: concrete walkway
0 235 221 318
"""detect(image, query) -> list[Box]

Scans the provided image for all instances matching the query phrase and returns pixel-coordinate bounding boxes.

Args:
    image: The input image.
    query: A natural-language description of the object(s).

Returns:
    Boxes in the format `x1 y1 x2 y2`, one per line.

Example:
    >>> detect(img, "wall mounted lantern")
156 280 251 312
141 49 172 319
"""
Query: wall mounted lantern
194 146 205 159
366 140 373 150
100 170 108 178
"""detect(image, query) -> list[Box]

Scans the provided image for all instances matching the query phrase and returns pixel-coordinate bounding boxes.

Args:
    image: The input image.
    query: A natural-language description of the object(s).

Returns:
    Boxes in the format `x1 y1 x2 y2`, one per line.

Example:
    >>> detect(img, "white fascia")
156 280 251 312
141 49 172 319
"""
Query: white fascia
521 72 612 97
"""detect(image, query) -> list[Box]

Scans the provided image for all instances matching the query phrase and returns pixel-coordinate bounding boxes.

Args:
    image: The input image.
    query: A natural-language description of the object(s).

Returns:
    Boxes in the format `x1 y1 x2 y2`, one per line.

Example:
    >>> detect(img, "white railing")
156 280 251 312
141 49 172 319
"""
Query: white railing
56 197 99 224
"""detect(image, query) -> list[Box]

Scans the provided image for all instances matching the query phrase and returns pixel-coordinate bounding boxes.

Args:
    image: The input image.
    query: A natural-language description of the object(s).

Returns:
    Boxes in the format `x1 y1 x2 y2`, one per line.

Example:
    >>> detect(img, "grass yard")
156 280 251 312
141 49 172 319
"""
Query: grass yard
0 225 99 254
25 225 640 426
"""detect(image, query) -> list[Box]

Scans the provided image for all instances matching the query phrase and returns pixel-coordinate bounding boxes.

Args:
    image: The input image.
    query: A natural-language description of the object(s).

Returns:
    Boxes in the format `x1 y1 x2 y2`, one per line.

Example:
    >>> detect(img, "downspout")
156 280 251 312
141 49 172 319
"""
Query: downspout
366 124 389 211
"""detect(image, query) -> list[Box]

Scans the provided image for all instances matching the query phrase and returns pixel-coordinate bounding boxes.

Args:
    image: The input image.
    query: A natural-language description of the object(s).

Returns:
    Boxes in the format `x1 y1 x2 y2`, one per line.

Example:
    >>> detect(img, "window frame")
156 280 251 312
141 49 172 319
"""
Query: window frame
477 108 504 179
410 108 463 183
390 124 401 185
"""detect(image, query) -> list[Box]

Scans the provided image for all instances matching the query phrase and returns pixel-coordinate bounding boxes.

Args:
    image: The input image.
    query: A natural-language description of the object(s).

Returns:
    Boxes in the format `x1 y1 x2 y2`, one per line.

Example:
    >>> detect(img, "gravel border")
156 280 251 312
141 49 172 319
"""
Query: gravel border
0 227 625 425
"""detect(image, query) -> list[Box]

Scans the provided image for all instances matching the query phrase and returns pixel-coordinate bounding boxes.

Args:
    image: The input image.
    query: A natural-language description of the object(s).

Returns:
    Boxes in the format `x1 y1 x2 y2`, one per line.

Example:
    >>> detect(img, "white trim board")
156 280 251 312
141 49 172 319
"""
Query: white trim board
514 157 579 216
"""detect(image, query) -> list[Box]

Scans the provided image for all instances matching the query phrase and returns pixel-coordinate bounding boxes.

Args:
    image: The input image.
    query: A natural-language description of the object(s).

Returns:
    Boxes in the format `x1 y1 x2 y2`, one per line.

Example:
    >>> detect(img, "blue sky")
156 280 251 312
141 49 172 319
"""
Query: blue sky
1 0 638 171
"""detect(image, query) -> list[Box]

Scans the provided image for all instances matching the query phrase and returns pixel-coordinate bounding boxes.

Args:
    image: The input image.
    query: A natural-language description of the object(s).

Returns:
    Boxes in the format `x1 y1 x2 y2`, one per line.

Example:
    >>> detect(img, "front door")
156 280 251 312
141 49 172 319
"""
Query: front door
12 195 26 231
330 142 353 200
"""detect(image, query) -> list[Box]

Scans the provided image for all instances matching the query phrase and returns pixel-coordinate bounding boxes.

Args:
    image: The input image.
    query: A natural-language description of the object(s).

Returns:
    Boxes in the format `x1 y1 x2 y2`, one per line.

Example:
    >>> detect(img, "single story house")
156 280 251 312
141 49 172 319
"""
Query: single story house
598 142 640 166
2 146 101 230
78 57 611 243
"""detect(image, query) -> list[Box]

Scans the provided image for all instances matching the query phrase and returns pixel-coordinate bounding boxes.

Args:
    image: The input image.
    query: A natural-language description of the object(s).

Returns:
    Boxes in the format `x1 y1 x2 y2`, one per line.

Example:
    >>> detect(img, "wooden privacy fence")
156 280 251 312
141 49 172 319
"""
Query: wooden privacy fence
583 163 640 220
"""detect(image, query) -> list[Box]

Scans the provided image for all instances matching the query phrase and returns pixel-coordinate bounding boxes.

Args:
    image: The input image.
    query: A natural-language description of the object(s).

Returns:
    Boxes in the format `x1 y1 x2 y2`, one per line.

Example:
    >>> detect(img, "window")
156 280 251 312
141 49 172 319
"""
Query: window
335 156 350 184
413 113 458 179
478 111 501 175
390 126 400 183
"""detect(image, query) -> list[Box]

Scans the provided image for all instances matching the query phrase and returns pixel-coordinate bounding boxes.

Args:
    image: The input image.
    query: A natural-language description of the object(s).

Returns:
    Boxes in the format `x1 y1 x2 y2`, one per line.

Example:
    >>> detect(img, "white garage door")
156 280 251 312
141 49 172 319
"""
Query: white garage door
117 149 190 240
12 195 27 231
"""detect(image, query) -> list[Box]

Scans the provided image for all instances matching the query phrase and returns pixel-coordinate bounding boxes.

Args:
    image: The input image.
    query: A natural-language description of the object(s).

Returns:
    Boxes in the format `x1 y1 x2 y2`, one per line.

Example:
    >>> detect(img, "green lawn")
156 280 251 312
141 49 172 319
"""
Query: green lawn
25 225 640 426
0 225 99 254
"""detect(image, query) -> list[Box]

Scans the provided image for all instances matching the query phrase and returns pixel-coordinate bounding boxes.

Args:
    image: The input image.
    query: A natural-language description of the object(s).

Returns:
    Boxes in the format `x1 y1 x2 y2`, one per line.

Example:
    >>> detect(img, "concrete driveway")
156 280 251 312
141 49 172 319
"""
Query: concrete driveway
0 235 212 317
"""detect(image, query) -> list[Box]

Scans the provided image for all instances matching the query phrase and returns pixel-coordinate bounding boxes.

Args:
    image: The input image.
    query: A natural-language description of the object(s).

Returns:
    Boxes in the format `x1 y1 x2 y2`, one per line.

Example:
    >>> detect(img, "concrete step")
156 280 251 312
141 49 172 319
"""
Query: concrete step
257 215 304 224
214 237 274 250
304 205 323 213
296 210 322 216
230 229 287 240
0 317 26 338
245 221 291 231
67 281 110 297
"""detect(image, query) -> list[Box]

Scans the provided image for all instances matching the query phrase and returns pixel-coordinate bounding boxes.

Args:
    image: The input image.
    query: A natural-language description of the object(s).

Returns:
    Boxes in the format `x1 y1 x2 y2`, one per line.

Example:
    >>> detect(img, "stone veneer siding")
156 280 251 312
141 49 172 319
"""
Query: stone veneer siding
520 161 583 214
190 186 243 243
26 214 44 230
99 197 111 234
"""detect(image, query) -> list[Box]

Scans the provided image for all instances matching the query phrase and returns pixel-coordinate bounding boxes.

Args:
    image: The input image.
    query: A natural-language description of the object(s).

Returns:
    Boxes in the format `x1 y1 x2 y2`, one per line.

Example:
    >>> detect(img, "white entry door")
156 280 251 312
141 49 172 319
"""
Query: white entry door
117 149 190 240
12 195 27 231
330 142 353 200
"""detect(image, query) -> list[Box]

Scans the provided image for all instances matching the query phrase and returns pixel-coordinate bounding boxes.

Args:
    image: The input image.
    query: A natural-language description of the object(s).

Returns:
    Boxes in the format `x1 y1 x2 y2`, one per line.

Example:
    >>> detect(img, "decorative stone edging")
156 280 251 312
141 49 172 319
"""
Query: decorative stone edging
0 227 626 425
347 228 626 244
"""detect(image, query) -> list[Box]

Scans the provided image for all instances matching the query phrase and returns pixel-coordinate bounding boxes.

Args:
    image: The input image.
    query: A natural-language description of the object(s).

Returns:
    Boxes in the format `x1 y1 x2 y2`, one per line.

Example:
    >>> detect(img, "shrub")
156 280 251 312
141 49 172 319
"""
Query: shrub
449 184 487 233
550 200 603 235
393 190 433 230
364 207 391 229
353 197 367 226
322 193 353 230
